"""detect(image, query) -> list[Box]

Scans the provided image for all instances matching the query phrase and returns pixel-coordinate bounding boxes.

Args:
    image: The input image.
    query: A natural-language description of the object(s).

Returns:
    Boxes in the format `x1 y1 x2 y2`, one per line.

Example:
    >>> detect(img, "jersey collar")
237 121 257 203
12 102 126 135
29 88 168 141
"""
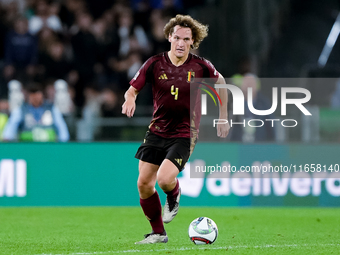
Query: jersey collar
165 52 192 67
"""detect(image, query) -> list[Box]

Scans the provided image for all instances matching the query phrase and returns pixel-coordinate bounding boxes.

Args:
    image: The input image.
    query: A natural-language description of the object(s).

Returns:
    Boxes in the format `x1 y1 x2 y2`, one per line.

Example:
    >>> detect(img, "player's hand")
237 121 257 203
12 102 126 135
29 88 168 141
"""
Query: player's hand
217 121 230 138
122 99 136 118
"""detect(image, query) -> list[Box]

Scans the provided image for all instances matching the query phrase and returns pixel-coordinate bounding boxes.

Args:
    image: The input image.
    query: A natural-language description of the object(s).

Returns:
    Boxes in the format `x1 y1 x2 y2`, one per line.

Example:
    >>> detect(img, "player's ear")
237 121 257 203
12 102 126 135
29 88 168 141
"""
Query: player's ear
168 33 172 42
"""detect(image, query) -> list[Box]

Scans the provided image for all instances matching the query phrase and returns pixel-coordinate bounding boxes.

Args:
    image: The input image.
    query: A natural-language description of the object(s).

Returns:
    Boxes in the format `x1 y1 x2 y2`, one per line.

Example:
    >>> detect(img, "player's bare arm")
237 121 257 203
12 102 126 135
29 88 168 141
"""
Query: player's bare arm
122 86 139 118
216 72 230 138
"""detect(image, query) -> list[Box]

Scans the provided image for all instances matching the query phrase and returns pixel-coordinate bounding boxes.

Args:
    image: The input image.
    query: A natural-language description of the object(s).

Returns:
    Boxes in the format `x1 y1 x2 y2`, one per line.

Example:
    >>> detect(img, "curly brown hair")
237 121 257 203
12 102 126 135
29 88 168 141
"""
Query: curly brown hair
163 14 208 50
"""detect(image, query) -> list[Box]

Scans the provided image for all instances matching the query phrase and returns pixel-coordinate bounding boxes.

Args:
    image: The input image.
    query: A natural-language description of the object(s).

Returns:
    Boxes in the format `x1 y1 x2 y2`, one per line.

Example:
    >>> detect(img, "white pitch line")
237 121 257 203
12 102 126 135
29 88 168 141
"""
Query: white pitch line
36 243 340 255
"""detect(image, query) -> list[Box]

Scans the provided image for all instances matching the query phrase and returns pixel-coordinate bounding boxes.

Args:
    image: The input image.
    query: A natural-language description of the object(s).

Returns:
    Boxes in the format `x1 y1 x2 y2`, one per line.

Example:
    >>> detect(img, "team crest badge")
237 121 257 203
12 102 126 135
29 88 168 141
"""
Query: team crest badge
187 71 195 83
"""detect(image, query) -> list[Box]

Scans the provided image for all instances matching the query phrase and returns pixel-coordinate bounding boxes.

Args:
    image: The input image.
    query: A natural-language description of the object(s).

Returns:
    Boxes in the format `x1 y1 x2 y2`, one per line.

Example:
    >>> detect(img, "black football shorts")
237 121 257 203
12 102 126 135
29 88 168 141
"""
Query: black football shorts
135 130 197 171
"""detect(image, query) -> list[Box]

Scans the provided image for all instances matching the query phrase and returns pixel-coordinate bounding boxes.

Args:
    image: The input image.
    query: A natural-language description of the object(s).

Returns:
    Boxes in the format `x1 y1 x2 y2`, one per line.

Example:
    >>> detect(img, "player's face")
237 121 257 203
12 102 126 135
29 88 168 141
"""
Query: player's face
169 25 194 59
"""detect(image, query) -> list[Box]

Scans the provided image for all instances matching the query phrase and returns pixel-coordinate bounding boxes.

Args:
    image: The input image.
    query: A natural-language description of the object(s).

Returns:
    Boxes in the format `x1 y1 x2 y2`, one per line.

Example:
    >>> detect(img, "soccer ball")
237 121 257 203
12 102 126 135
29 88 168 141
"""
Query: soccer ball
188 217 218 244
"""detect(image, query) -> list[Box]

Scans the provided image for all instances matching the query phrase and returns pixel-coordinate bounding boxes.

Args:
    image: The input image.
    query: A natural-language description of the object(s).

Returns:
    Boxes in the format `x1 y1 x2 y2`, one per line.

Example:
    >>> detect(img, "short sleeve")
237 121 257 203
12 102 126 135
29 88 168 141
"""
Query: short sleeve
129 56 157 91
204 59 219 80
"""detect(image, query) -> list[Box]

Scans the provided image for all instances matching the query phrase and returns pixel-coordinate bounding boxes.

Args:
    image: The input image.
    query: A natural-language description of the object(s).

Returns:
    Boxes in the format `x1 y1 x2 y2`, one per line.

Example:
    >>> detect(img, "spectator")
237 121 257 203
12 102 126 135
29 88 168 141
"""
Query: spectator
109 51 143 89
71 12 98 109
1 1 20 28
91 18 112 89
99 87 122 140
149 9 171 55
24 0 36 19
37 27 59 55
116 8 150 57
100 88 121 117
101 8 120 61
28 0 62 35
0 3 16 62
230 56 257 88
2 83 69 142
58 0 87 29
107 7 148 87
3 16 38 83
131 0 152 33
38 40 73 82
229 74 275 142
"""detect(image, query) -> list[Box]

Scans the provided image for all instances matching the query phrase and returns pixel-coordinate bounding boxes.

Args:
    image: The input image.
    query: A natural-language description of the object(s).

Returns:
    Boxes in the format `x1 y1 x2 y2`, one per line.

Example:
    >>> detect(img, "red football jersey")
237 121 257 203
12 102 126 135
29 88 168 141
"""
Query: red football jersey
130 52 219 138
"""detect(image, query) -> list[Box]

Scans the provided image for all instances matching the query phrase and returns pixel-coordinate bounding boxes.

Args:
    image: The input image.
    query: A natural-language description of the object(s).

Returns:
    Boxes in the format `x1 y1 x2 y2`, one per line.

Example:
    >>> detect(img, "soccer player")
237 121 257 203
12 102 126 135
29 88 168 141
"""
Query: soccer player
122 14 230 244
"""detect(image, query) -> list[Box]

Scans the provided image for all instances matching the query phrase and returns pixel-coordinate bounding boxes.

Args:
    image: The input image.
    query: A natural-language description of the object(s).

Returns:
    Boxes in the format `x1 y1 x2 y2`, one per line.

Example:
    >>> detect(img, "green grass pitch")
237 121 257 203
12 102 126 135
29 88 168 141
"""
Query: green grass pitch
0 207 339 254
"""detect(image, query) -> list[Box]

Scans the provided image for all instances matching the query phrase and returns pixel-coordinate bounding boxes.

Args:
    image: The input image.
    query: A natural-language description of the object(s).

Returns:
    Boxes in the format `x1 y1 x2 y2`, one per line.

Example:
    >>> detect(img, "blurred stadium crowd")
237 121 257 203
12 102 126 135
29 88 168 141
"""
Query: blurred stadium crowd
1 0 340 142
0 0 206 141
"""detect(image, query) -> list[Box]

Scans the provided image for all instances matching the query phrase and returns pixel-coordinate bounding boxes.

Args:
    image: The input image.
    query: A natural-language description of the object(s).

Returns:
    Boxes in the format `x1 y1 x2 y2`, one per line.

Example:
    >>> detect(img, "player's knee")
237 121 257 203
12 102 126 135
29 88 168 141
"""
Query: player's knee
157 176 172 191
137 178 153 192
